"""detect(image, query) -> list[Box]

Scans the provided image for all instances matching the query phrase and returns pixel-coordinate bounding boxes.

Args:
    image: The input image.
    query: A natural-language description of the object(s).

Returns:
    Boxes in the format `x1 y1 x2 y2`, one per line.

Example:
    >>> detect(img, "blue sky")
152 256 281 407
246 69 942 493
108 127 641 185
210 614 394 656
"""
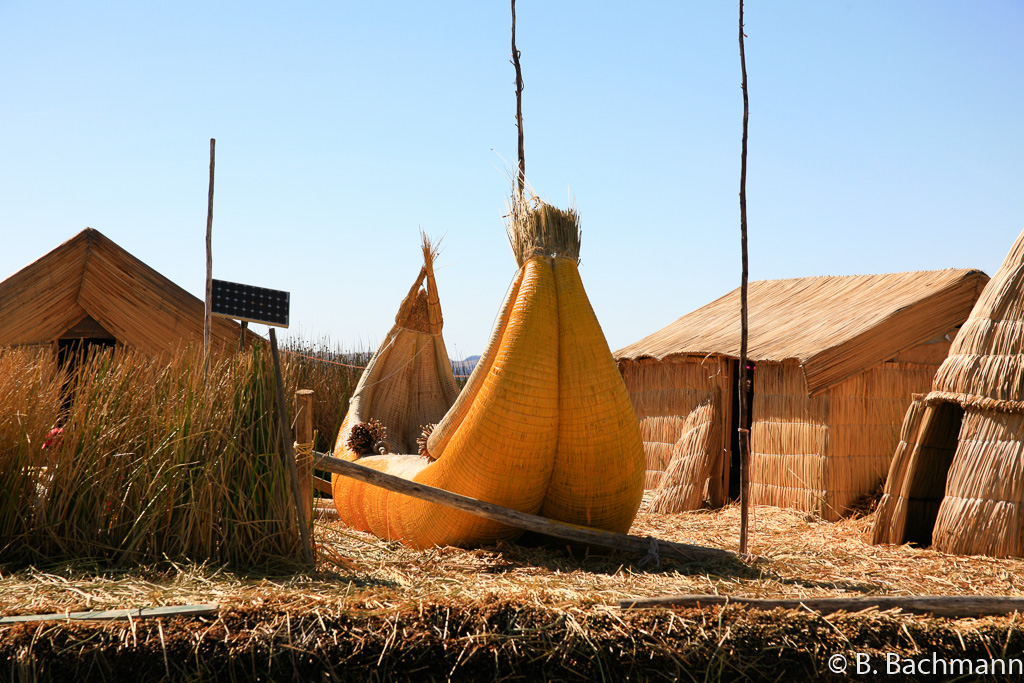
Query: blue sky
2 1 1021 356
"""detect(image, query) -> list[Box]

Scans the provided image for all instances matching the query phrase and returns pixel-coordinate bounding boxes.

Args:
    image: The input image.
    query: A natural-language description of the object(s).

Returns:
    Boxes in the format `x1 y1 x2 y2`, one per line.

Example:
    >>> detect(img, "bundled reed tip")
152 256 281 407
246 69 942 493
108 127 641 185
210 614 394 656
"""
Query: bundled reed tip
346 418 388 456
419 230 441 273
505 192 581 266
417 423 436 459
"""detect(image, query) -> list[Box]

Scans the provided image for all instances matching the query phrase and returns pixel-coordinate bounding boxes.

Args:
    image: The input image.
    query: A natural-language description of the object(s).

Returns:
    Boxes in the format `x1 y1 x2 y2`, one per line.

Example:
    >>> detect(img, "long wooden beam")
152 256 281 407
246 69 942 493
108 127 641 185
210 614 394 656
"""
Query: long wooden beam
619 594 1024 618
314 451 747 565
0 603 220 624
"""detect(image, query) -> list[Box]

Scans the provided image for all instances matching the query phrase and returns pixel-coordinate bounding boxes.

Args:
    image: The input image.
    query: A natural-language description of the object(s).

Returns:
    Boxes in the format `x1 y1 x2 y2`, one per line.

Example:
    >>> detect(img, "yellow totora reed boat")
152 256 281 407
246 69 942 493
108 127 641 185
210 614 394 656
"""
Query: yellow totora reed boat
331 197 646 548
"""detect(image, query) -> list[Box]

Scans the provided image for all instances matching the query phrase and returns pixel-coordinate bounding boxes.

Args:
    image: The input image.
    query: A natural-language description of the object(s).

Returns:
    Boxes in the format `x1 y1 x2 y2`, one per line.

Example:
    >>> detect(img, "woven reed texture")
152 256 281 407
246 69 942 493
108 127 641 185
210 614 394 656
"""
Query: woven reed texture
332 204 644 547
618 358 732 496
614 269 987 395
648 394 721 513
0 228 252 355
749 361 937 521
538 258 645 533
425 269 525 458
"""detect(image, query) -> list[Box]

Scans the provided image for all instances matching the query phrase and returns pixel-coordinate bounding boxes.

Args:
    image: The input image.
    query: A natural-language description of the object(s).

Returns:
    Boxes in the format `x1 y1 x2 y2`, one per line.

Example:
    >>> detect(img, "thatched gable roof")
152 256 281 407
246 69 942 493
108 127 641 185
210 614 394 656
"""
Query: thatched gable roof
615 269 988 395
0 228 256 355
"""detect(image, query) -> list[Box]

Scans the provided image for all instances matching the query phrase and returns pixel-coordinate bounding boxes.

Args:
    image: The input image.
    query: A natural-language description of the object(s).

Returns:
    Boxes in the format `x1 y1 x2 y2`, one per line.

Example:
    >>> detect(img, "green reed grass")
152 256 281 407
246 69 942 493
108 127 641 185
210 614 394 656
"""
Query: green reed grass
0 341 363 569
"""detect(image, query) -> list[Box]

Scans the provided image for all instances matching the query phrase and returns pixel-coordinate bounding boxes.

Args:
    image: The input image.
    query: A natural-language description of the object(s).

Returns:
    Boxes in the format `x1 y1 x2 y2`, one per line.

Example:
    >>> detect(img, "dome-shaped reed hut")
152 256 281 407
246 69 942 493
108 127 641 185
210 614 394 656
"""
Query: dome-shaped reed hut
614 269 988 521
873 230 1024 557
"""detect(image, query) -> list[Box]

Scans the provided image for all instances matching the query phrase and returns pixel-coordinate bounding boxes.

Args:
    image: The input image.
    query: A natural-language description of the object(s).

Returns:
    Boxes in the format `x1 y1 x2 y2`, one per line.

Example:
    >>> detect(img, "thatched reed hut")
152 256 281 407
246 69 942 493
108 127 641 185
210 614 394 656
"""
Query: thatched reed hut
873 231 1024 557
0 228 254 358
614 269 988 521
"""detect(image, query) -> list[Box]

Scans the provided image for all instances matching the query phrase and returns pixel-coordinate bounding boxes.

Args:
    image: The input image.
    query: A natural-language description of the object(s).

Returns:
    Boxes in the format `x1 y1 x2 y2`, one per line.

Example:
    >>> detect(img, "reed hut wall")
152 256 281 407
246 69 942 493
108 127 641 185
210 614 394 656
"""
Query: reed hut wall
751 359 939 522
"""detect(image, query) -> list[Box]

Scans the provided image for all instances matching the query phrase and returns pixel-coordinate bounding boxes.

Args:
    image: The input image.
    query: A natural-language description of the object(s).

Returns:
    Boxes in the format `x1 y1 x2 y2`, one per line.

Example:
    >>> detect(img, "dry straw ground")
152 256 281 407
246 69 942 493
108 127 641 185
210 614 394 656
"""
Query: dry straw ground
3 497 1024 681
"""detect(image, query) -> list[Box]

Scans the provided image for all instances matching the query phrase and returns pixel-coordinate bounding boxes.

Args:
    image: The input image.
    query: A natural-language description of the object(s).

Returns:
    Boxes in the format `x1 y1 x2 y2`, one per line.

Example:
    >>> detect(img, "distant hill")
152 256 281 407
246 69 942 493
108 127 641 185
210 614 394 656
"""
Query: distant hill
450 355 480 377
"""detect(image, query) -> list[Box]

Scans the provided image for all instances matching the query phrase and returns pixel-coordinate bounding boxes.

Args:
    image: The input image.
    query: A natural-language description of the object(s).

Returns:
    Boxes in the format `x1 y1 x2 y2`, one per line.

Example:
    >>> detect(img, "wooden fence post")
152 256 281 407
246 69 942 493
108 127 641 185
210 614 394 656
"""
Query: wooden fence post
294 389 314 522
268 329 314 567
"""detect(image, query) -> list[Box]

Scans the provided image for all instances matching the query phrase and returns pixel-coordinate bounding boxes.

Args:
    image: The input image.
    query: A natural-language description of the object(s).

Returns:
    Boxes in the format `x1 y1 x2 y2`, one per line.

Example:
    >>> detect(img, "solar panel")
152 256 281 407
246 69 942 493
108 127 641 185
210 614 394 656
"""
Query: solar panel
211 279 290 328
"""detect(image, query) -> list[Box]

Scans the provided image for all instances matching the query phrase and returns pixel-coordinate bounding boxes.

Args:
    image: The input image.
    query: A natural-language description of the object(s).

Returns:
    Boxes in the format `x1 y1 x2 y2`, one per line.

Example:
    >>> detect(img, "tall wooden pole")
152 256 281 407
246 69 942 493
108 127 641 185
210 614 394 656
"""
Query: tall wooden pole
204 138 215 368
511 0 525 196
737 1 752 554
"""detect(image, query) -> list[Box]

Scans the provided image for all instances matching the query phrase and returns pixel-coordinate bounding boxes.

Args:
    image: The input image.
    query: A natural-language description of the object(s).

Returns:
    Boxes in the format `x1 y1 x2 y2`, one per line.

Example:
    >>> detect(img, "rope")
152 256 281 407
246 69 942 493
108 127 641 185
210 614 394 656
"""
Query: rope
281 346 472 378
280 349 368 370
638 536 661 568
293 440 315 461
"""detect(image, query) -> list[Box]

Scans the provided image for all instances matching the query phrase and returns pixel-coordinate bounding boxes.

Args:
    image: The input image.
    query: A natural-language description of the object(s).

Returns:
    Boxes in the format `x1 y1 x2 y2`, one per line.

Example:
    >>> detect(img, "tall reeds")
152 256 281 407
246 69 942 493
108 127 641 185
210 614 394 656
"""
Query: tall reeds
0 342 358 568
282 339 368 452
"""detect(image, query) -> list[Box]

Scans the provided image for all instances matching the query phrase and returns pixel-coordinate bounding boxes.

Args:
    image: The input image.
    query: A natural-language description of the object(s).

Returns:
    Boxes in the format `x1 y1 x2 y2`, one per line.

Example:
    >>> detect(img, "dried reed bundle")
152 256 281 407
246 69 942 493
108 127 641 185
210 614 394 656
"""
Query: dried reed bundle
649 394 721 513
871 396 927 545
618 357 732 498
505 191 581 266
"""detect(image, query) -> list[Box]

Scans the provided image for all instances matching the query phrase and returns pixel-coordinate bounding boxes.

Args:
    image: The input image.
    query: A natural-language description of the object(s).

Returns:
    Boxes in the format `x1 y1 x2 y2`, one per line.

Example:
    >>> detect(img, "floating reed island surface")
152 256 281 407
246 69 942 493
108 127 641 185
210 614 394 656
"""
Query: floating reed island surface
4 502 1024 682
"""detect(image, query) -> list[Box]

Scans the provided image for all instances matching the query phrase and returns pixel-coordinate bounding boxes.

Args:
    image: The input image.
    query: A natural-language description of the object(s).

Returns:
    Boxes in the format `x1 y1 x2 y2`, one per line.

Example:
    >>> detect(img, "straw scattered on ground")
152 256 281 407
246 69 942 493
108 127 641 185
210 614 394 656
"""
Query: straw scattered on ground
4 501 1024 681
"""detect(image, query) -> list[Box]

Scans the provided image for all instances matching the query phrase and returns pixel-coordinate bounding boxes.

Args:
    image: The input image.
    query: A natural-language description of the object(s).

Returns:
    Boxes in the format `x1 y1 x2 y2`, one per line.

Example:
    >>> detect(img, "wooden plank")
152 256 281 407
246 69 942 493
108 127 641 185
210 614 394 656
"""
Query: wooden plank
0 603 219 624
315 451 748 565
618 594 1024 618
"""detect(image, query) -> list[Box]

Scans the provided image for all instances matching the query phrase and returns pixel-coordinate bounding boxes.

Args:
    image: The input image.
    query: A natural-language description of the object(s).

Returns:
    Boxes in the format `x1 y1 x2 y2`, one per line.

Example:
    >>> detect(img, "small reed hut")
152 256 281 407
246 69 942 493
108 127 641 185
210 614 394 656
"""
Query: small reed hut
873 231 1024 557
0 228 253 358
614 269 988 521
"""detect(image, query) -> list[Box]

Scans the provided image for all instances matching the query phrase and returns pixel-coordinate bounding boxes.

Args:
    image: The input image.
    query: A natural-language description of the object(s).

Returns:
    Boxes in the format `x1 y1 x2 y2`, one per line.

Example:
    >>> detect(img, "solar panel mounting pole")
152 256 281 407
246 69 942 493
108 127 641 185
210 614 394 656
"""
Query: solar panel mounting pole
204 138 215 370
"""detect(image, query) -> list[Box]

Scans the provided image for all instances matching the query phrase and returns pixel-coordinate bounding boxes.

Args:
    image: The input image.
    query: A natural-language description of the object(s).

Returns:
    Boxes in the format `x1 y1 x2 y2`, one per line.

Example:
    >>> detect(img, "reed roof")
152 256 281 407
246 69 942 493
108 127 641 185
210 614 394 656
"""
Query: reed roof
615 269 988 394
0 228 255 355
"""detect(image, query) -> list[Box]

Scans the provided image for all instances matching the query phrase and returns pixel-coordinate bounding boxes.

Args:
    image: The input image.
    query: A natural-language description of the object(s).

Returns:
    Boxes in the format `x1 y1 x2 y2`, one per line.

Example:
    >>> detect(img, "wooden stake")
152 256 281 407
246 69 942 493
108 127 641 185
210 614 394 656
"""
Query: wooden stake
511 0 526 196
269 329 314 566
0 604 220 624
204 138 215 369
294 389 315 520
315 450 749 565
737 0 752 555
238 320 248 352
